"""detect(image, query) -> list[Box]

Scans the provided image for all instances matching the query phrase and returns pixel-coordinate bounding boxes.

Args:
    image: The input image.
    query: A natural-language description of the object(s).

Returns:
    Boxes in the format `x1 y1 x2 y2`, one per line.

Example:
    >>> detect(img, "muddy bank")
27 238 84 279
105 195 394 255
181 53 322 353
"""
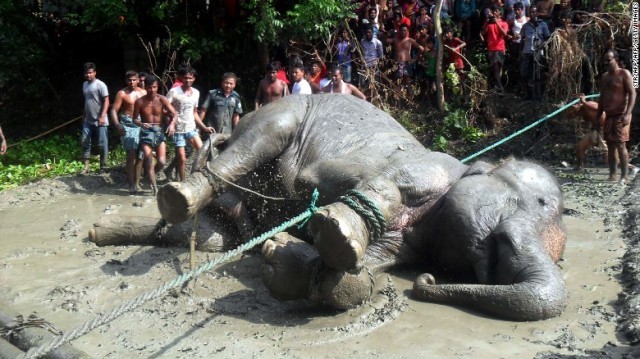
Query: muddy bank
0 163 638 358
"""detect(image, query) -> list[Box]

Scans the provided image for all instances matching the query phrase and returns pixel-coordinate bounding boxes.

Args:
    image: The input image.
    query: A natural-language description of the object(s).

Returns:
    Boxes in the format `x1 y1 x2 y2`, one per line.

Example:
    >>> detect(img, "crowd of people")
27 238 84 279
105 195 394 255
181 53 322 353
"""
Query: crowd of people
74 0 634 192
81 62 241 194
265 0 611 102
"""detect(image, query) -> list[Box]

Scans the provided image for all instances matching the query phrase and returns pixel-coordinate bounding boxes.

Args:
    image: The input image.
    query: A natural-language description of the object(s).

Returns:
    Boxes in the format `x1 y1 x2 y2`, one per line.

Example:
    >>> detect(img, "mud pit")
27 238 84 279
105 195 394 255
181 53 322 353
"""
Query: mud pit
0 166 639 358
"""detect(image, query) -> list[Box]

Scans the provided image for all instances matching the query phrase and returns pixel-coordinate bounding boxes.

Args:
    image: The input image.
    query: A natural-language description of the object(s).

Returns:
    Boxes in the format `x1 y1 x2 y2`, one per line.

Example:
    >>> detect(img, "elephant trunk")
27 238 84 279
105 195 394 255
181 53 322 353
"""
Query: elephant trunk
412 262 567 321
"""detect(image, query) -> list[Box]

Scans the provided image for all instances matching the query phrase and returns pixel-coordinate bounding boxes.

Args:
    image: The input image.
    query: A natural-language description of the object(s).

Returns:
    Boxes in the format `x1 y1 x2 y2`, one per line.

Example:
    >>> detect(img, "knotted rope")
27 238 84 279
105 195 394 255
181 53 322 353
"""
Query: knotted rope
22 189 320 359
338 189 387 241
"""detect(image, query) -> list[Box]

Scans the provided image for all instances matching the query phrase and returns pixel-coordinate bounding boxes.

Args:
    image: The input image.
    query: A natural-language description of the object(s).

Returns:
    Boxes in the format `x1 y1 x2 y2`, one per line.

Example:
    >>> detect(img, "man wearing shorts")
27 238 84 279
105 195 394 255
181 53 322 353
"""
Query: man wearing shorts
596 49 636 184
167 66 213 182
133 76 177 195
110 70 146 193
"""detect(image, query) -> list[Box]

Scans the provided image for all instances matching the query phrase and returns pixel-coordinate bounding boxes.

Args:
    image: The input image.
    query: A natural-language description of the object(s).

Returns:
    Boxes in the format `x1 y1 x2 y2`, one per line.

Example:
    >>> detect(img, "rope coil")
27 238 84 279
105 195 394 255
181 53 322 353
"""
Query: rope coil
338 190 387 241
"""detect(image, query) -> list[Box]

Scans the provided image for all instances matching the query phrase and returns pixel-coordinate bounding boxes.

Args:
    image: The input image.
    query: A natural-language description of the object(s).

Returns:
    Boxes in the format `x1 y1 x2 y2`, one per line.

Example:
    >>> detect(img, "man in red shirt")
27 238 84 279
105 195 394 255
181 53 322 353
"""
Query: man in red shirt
391 5 411 34
483 5 510 91
444 28 466 75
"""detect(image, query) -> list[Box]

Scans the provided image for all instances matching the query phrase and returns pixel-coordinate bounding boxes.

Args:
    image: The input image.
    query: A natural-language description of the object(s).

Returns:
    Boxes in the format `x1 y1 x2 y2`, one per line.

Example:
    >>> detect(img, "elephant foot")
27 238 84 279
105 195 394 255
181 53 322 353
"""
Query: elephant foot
157 172 217 224
261 232 320 300
261 232 374 309
411 273 437 300
309 203 369 271
316 267 374 310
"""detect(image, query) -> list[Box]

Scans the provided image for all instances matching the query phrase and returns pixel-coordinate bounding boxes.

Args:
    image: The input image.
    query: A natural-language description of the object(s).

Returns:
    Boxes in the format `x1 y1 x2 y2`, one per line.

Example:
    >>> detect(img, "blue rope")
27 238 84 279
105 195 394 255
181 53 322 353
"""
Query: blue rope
460 94 600 164
338 190 387 240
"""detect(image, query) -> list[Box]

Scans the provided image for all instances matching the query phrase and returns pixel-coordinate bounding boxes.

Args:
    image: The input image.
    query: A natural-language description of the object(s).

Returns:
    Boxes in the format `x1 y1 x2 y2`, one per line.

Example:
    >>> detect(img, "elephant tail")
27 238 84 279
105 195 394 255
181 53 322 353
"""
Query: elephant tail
411 265 568 321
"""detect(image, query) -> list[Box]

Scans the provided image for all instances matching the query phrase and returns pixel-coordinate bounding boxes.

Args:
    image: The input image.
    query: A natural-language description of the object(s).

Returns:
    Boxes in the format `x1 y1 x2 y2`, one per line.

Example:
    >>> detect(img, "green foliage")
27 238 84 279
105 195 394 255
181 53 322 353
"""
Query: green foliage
63 0 130 32
246 0 284 44
432 135 448 152
286 0 357 40
0 1 45 93
0 135 126 190
605 1 629 12
394 110 427 136
444 64 460 95
431 108 484 151
246 0 355 46
468 46 489 75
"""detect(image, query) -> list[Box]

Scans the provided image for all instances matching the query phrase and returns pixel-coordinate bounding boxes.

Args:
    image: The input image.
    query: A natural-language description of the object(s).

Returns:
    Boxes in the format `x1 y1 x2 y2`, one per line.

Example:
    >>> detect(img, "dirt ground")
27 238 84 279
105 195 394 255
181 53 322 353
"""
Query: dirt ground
1 156 640 358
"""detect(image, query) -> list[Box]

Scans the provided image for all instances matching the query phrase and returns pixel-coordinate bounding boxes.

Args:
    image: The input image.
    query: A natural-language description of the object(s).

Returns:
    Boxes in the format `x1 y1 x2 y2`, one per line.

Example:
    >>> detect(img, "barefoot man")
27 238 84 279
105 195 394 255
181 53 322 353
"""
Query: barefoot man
133 76 177 195
387 23 424 87
596 49 636 184
568 94 606 170
254 61 289 109
110 70 146 194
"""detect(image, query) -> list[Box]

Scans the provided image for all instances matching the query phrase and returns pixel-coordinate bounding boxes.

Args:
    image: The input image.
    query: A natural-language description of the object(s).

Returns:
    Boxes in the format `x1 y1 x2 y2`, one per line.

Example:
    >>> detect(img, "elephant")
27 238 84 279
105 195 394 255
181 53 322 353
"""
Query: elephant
156 94 568 321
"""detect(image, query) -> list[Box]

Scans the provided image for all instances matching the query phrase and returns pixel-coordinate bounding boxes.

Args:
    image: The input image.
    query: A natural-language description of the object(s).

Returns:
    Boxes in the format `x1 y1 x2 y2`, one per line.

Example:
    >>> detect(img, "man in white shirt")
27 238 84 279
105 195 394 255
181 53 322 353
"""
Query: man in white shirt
291 65 312 94
166 66 213 182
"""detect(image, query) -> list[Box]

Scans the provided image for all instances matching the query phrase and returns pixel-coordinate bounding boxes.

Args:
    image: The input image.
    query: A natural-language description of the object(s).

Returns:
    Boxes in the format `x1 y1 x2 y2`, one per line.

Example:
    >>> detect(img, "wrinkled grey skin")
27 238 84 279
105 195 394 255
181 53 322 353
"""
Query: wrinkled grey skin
157 94 567 321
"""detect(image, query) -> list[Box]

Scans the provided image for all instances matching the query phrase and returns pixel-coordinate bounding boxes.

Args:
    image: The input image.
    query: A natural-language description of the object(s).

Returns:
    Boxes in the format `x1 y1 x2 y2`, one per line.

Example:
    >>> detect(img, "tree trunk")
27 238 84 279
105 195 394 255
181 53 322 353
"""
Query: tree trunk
89 214 240 253
434 0 445 113
88 216 163 247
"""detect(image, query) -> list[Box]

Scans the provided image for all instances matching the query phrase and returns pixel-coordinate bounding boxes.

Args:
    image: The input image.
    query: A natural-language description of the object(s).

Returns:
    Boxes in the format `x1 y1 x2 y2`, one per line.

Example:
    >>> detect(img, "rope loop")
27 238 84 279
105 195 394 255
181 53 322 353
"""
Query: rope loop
338 190 387 241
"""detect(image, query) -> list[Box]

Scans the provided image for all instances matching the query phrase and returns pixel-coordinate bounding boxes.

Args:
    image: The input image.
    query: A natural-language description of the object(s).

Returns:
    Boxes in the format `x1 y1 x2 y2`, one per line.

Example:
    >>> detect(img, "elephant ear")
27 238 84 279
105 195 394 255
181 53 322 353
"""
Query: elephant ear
412 217 568 321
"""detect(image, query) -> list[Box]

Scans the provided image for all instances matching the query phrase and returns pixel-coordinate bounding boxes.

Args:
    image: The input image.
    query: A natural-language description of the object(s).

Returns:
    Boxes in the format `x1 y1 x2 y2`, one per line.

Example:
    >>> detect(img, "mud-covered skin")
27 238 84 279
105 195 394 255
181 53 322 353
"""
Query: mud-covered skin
157 94 567 321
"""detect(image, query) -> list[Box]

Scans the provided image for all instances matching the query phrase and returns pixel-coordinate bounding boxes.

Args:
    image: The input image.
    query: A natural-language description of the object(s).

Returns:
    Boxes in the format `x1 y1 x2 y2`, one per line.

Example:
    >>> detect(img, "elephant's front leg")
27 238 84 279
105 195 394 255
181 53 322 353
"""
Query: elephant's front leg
158 110 302 224
309 178 402 271
261 233 374 309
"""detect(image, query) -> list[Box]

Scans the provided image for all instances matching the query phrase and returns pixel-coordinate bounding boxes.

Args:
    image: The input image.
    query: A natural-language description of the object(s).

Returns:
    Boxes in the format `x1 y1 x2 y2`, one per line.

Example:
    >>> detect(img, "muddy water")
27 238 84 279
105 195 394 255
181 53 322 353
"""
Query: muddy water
0 170 630 358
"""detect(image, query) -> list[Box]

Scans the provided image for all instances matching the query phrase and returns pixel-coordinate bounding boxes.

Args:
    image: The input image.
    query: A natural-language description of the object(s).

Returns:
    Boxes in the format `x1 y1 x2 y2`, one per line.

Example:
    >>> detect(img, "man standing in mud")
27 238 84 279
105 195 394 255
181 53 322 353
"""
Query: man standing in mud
110 71 146 194
81 62 110 174
132 76 178 195
596 49 636 184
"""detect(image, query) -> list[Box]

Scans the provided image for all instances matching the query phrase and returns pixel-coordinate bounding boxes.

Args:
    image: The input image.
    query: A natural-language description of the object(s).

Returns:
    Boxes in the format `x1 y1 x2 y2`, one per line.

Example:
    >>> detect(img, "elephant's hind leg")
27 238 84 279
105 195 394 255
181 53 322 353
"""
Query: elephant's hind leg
261 232 374 310
262 232 320 300
308 202 370 271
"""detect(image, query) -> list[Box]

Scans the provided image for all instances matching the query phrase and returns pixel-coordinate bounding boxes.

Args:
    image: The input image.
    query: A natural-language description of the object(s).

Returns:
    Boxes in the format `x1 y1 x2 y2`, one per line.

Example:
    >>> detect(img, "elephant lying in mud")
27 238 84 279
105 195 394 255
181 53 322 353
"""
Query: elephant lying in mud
151 94 567 321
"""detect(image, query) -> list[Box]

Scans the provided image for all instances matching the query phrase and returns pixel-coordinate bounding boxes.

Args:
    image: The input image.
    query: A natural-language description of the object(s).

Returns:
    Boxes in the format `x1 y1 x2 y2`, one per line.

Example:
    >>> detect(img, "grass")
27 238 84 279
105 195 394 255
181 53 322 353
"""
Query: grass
0 134 126 190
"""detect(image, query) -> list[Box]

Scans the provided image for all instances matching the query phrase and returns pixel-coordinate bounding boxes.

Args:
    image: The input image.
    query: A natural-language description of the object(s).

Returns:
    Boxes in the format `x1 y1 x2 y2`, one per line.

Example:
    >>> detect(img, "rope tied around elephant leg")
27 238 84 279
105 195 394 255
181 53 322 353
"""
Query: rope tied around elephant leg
338 190 387 241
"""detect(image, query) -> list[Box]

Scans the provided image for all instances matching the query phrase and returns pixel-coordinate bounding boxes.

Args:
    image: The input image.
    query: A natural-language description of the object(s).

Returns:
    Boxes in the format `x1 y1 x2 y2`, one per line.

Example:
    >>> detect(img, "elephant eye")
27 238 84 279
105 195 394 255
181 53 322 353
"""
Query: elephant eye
538 198 546 206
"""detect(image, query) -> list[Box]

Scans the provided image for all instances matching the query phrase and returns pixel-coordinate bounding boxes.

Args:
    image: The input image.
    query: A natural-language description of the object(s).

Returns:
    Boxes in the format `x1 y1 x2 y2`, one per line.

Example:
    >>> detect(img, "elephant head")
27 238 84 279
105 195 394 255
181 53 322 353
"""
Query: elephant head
413 158 567 321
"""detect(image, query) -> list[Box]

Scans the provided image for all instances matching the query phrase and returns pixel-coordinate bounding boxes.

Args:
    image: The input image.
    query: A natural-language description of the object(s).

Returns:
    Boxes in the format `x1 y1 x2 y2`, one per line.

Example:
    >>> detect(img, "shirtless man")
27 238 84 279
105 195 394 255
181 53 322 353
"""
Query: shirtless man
110 70 146 194
254 61 289 109
568 94 606 170
321 67 367 100
387 23 424 86
132 76 178 195
534 0 555 30
596 49 637 184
